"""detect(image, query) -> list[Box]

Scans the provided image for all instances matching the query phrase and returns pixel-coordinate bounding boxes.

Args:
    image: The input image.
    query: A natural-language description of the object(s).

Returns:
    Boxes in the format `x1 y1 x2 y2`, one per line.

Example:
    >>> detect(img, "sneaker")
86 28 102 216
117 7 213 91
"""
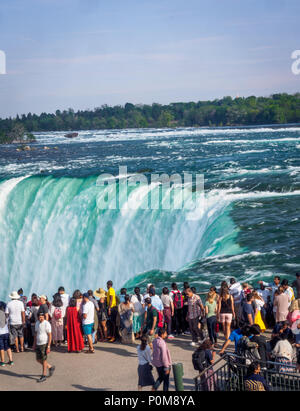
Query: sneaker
37 375 47 383
109 337 116 343
183 331 191 335
48 366 55 377
8 361 14 366
190 342 198 347
0 362 6 367
168 335 175 340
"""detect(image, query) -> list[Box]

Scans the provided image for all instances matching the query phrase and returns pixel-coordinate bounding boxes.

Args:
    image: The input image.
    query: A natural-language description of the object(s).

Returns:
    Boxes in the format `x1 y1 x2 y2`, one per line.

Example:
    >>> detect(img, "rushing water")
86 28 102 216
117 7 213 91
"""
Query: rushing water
0 125 299 300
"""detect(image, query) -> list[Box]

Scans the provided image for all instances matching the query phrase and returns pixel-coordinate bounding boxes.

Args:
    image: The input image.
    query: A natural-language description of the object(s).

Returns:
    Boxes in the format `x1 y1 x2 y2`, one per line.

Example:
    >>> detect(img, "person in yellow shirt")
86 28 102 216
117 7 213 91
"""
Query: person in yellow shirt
107 281 117 342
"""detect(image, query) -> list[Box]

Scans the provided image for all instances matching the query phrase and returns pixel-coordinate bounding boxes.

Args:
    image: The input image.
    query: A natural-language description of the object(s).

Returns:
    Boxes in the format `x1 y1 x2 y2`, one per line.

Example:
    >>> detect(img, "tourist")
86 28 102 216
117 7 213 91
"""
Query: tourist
143 284 154 300
273 286 290 323
241 293 255 326
281 279 295 307
229 278 242 327
130 287 145 339
256 282 270 324
152 328 172 391
182 282 190 334
186 287 204 346
66 297 84 353
58 286 70 309
244 362 269 391
292 319 300 367
87 290 99 344
82 293 95 354
49 293 65 347
148 288 164 312
272 333 295 373
143 297 158 348
37 295 49 321
119 288 127 304
106 280 118 343
205 291 217 346
292 273 300 300
192 338 216 391
5 291 25 353
137 335 155 391
287 299 300 326
252 291 266 332
241 283 252 303
216 286 235 340
219 323 242 355
0 302 13 367
269 320 294 352
72 290 83 314
58 286 69 344
249 324 268 365
118 294 135 344
33 311 55 383
236 325 259 362
94 288 108 341
28 294 40 348
259 276 281 299
170 283 184 336
161 287 174 340
17 288 27 306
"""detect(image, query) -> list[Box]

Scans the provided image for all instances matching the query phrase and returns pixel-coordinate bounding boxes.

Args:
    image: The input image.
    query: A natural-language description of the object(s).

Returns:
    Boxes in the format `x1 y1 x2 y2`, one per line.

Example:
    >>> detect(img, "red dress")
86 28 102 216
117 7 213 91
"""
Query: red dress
67 306 84 352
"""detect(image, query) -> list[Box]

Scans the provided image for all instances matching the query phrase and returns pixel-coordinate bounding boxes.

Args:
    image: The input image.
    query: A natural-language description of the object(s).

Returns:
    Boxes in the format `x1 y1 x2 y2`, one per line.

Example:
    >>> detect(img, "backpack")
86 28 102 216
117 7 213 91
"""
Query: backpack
192 349 207 372
151 307 164 328
172 291 184 309
53 307 62 320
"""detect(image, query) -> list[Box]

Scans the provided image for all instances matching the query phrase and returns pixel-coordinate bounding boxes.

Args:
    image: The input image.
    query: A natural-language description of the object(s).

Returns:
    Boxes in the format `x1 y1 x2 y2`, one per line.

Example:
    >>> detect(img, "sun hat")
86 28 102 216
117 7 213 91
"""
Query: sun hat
94 288 106 299
9 291 20 300
39 295 47 300
291 319 300 335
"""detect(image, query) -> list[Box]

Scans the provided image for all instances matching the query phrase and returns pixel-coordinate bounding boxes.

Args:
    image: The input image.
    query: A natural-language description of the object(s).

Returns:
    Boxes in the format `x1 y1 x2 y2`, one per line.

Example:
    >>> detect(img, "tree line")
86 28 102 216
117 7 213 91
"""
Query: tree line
1 93 300 143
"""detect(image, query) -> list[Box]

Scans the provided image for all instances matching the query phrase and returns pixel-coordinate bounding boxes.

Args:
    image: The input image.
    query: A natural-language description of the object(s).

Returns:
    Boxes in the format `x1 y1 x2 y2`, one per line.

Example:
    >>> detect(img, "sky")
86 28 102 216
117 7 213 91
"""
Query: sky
0 0 300 118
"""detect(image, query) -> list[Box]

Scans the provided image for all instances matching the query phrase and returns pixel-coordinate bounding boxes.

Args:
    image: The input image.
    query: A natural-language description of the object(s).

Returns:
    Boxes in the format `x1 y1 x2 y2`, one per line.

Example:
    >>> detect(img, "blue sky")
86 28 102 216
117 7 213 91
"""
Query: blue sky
0 0 299 117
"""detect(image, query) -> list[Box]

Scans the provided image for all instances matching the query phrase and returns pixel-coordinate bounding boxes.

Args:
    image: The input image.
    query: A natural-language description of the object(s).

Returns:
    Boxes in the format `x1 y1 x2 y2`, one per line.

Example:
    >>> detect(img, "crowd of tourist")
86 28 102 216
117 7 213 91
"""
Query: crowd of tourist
0 272 299 390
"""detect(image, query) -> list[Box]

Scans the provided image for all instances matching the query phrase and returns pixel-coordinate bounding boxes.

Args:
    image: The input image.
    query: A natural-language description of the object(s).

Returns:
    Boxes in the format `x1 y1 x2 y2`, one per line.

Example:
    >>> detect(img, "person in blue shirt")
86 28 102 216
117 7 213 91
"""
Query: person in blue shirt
219 324 242 355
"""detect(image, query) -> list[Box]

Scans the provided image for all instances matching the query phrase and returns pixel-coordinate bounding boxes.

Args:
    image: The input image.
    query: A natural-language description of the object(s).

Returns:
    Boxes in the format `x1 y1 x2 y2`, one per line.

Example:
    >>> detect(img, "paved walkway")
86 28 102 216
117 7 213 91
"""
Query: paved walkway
0 334 229 391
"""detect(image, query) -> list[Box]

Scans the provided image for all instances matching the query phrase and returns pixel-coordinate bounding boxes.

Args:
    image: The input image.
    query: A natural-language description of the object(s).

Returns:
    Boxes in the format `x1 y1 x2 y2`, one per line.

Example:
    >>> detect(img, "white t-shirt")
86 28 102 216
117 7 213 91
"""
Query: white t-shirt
35 320 51 345
130 294 144 315
0 323 9 335
161 294 173 308
5 300 25 325
82 301 94 325
60 293 70 310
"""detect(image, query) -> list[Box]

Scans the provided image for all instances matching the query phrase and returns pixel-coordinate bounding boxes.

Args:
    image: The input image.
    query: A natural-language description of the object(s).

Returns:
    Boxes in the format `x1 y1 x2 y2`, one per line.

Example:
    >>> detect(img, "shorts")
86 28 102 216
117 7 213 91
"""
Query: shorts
219 313 233 323
0 334 10 351
82 323 94 336
10 324 24 339
36 344 48 362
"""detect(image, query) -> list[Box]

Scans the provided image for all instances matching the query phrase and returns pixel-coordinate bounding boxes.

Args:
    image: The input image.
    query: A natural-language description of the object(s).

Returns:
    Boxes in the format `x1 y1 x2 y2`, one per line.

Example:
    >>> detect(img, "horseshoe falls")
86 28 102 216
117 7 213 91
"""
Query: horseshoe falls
0 126 299 300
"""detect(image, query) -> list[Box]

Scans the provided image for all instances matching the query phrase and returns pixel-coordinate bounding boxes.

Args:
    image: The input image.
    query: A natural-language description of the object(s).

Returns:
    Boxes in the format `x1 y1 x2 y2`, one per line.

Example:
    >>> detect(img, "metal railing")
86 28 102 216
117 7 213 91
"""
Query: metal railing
194 353 300 391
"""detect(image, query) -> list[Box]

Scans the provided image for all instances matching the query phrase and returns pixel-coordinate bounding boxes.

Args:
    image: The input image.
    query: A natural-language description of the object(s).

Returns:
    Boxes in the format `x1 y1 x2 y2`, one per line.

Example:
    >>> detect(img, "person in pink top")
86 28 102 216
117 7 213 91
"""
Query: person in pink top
273 286 290 323
287 299 300 326
152 328 172 391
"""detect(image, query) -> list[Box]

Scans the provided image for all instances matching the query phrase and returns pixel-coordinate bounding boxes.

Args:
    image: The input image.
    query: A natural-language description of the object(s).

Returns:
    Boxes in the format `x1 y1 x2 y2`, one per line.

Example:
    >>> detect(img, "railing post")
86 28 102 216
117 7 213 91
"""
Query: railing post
172 362 184 391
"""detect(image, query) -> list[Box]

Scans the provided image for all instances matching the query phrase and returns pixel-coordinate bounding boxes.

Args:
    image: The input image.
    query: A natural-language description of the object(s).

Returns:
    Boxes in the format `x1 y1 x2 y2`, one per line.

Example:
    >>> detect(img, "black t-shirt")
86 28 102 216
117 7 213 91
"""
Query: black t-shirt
37 303 49 317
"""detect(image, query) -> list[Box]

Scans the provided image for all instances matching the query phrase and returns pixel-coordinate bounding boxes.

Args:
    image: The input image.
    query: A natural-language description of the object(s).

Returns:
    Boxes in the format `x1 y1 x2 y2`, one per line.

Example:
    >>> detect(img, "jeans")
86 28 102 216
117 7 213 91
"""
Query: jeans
154 366 170 391
206 316 217 344
188 317 203 342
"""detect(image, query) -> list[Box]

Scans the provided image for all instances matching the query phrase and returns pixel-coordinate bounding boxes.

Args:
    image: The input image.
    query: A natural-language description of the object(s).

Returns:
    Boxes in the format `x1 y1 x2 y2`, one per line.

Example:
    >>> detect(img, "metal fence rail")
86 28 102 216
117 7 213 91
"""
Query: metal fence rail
194 353 300 391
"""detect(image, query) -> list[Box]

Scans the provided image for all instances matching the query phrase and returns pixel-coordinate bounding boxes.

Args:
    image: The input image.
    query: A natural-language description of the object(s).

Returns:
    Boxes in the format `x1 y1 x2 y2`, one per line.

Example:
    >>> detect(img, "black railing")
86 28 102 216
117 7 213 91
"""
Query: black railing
194 353 300 391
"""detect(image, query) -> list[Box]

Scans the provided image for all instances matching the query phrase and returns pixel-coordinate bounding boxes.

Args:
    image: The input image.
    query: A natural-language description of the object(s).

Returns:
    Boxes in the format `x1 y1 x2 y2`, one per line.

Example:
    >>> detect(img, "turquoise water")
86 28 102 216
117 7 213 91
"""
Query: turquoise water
0 125 299 300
